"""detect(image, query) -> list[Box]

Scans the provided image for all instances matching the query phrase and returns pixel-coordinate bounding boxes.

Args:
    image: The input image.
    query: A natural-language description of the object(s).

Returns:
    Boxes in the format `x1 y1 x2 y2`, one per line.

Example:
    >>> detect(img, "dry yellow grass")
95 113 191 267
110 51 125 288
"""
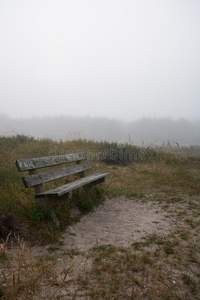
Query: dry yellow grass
0 232 53 299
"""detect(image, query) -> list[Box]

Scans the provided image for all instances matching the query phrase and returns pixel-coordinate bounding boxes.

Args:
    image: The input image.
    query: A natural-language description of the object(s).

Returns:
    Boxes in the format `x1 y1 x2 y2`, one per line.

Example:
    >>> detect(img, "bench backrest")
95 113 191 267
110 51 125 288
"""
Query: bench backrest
15 152 90 195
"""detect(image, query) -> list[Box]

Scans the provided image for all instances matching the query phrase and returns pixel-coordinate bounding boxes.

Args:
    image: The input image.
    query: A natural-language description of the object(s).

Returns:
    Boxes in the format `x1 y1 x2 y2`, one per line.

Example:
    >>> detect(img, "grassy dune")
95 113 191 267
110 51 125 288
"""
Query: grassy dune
0 135 199 241
0 135 200 299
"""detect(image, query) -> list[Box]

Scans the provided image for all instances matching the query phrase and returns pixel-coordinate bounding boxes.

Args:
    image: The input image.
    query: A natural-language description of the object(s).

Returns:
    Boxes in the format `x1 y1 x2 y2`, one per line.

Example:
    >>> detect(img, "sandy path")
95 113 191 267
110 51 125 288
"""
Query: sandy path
34 196 177 299
2 196 183 299
61 195 171 251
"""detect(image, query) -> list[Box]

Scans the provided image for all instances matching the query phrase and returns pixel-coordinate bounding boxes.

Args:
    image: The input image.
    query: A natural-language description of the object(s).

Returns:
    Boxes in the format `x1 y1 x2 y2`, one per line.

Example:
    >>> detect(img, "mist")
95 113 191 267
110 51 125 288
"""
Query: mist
1 114 199 146
0 0 200 122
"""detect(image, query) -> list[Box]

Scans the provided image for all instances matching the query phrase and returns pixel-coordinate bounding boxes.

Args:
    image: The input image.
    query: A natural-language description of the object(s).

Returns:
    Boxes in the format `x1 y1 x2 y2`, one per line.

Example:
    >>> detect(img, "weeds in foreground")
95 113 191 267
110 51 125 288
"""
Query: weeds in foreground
77 229 200 299
0 232 53 299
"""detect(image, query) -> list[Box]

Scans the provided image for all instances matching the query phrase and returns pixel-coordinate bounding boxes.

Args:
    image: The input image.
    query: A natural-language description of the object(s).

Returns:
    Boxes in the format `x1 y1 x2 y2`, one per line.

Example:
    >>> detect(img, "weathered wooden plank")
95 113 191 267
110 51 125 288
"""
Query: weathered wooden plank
23 162 91 188
29 169 45 194
35 172 110 198
83 177 106 189
15 152 86 171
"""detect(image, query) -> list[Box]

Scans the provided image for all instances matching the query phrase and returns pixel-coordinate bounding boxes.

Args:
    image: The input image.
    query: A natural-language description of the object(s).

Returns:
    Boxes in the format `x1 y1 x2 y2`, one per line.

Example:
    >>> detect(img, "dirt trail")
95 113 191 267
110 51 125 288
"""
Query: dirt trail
2 196 187 299
33 195 179 299
61 196 172 251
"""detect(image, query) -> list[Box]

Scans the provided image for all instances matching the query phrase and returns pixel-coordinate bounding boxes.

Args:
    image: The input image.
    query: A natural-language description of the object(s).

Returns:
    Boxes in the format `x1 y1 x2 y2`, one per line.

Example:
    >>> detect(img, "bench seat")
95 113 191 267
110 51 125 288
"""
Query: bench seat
35 172 109 198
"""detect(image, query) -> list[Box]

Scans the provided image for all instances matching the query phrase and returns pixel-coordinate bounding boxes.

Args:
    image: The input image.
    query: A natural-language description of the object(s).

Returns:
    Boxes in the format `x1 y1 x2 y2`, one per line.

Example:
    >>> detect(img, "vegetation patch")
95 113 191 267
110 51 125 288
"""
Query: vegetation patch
77 235 200 299
0 135 200 298
0 233 54 299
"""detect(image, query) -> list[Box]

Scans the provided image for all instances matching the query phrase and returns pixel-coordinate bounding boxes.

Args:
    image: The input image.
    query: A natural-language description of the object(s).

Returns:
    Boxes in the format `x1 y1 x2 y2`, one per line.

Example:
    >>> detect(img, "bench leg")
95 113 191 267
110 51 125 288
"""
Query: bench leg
38 198 60 228
49 207 60 228
46 193 70 227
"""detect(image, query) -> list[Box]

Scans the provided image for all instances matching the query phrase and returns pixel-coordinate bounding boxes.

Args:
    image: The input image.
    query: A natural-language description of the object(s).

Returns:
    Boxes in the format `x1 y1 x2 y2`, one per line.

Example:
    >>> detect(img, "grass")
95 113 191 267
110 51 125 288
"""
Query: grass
0 233 54 299
78 234 199 299
0 135 200 298
63 249 82 258
77 224 200 299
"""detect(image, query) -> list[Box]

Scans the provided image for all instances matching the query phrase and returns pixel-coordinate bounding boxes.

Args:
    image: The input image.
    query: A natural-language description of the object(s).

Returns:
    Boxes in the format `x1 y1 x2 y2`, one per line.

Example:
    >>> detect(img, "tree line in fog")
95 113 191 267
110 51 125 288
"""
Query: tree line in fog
0 114 200 146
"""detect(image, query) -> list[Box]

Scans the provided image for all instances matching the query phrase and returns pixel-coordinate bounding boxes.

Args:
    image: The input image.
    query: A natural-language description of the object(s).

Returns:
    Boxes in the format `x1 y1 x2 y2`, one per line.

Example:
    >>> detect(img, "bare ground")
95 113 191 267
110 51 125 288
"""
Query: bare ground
1 195 200 299
61 196 172 250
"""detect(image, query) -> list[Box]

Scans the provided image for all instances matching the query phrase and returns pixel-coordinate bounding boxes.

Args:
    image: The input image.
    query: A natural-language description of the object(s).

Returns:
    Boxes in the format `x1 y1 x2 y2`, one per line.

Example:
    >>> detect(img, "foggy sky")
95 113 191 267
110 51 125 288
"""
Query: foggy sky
0 0 200 121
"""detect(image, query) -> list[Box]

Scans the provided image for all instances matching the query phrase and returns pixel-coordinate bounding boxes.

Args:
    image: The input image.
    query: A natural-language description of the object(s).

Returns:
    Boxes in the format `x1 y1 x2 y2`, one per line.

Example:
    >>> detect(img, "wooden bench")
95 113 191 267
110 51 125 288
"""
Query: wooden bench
15 152 109 223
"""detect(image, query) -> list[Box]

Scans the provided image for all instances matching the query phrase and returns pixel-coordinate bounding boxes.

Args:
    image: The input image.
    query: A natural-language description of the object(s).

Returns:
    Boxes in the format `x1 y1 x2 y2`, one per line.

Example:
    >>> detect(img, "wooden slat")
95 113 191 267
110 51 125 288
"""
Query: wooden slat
35 172 110 198
29 169 45 194
23 162 91 188
15 152 86 172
